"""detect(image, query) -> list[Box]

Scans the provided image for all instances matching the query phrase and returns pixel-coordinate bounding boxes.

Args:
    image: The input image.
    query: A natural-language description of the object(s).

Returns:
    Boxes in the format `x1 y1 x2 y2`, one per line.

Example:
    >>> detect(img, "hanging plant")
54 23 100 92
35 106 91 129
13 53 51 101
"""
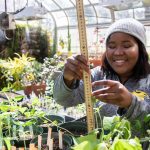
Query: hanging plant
67 25 72 57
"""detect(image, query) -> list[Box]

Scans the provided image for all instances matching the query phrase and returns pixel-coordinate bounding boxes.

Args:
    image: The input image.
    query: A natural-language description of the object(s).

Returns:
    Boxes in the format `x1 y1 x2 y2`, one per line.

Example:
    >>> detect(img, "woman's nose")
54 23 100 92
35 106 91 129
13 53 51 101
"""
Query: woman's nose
114 46 124 55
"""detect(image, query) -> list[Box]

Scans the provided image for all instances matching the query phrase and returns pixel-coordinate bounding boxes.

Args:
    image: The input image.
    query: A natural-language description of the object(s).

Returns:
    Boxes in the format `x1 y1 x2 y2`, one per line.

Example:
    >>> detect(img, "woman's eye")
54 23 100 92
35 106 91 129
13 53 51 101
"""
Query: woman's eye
108 44 116 49
123 44 131 48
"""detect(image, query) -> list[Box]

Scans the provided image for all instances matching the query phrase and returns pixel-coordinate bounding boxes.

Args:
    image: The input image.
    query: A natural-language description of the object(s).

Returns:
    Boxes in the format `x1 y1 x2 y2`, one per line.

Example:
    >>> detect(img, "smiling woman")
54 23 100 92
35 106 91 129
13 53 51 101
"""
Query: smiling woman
105 32 139 83
53 18 150 149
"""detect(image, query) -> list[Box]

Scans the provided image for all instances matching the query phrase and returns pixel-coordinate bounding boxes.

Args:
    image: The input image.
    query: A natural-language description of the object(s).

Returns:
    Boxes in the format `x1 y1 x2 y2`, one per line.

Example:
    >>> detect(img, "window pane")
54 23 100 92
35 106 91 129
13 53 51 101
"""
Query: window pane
52 11 68 27
134 7 145 20
54 0 74 8
115 9 133 20
65 9 78 26
84 6 97 24
38 0 59 11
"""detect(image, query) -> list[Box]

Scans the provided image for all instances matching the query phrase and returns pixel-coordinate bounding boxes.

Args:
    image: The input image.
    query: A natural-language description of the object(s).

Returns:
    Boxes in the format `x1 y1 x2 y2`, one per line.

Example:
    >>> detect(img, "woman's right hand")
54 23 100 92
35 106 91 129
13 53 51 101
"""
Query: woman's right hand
63 54 90 87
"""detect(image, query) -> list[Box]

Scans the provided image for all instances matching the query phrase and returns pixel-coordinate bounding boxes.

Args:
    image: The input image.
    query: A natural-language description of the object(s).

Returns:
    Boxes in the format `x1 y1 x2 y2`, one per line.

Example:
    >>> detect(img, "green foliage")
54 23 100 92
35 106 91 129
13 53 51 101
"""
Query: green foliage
0 53 35 90
72 117 142 150
110 138 142 150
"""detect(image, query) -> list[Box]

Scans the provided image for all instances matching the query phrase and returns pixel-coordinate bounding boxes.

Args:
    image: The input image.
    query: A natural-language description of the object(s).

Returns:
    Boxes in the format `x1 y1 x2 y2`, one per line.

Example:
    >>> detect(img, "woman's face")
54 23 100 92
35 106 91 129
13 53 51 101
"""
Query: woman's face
106 32 139 79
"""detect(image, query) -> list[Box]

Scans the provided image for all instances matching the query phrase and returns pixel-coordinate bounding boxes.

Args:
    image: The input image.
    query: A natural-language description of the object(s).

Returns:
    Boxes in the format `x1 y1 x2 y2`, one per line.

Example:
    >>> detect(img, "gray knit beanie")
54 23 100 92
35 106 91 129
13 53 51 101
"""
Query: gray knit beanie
105 18 146 47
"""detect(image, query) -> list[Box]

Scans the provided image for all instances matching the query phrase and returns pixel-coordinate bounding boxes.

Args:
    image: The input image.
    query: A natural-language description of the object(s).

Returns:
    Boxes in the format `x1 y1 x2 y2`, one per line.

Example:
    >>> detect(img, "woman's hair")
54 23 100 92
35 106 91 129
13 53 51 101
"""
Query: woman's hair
102 36 150 81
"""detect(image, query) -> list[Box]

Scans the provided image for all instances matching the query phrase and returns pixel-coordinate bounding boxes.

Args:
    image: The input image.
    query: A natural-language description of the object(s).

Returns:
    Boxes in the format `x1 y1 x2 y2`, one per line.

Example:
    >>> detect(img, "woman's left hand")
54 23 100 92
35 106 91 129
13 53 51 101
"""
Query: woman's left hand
92 80 132 108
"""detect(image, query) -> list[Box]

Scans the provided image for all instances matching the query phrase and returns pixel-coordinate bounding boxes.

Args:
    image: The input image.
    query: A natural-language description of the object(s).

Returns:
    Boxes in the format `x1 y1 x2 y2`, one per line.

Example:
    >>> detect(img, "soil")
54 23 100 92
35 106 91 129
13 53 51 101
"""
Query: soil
37 139 69 150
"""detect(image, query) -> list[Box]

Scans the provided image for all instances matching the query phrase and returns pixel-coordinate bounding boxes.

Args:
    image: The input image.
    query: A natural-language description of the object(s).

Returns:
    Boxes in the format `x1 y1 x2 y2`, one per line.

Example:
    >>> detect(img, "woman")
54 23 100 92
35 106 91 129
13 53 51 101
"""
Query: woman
53 18 150 142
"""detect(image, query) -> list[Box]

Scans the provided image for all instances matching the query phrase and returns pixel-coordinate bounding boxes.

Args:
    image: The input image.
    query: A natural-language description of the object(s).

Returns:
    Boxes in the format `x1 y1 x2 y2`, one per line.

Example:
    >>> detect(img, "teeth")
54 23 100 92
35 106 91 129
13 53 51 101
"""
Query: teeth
115 60 125 63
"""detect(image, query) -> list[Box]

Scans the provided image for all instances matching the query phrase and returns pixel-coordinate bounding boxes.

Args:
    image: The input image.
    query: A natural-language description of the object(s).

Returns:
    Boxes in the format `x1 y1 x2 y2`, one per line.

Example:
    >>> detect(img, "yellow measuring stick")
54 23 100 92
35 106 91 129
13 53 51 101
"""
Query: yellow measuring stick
76 0 95 132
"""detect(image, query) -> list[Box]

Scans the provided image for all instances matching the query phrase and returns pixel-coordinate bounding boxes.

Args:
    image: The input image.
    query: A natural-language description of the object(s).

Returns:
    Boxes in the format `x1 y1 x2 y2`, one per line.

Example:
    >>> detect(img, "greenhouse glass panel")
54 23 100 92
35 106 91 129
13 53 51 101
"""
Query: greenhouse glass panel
70 0 89 5
146 26 150 50
53 0 74 8
37 0 60 11
134 8 145 20
69 0 76 6
90 0 99 4
97 18 111 24
52 11 68 27
84 6 97 24
95 6 111 19
83 0 90 5
0 0 14 12
145 7 150 20
65 9 77 26
115 9 133 20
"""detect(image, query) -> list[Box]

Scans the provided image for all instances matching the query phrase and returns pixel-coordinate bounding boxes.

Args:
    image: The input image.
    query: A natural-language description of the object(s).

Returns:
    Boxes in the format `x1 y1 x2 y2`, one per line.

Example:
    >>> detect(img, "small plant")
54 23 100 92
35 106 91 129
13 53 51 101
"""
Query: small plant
0 53 35 90
71 116 143 150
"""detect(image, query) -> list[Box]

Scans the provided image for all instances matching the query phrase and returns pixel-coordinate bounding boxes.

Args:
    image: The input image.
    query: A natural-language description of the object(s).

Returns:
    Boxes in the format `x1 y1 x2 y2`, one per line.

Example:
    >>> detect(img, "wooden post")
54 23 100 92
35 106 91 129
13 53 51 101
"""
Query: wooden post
11 146 16 150
2 146 5 150
38 135 42 150
19 148 24 150
59 130 63 149
29 143 38 150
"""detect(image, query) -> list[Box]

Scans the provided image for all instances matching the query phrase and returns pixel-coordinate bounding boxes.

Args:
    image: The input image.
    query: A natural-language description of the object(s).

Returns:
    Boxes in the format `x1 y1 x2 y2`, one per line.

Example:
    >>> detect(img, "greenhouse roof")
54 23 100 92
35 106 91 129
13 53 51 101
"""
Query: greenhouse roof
0 0 150 28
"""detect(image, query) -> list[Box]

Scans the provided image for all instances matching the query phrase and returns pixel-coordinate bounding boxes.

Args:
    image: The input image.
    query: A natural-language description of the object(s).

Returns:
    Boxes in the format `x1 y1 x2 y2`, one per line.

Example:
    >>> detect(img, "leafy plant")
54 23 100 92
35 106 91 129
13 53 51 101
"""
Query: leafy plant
71 117 143 150
0 53 35 90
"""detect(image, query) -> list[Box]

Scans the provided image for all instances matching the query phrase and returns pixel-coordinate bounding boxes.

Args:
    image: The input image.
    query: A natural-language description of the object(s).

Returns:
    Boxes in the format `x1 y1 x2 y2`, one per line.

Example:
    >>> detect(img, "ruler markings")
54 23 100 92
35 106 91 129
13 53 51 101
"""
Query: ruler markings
76 0 95 132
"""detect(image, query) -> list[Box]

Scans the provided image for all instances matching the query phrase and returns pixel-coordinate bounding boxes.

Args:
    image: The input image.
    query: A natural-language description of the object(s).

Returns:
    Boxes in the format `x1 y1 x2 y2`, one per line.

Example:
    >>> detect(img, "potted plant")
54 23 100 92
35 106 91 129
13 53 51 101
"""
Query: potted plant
71 116 143 150
37 114 65 133
0 53 35 91
6 123 43 148
59 121 87 137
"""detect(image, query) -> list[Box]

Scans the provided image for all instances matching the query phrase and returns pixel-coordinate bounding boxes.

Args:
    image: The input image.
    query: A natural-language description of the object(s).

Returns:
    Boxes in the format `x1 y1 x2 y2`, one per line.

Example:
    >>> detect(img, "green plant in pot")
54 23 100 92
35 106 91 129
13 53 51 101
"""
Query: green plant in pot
0 53 35 91
59 121 88 137
37 114 65 133
6 121 43 149
71 117 143 150
22 60 47 97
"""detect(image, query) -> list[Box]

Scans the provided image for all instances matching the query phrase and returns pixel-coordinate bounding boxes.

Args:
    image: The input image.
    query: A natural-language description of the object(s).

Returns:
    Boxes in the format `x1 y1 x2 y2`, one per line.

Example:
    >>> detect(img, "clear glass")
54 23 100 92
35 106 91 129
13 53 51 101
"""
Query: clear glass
95 6 111 21
65 9 78 26
84 6 97 24
53 0 74 8
38 0 59 11
90 0 99 4
52 11 68 27
134 7 145 20
115 9 133 20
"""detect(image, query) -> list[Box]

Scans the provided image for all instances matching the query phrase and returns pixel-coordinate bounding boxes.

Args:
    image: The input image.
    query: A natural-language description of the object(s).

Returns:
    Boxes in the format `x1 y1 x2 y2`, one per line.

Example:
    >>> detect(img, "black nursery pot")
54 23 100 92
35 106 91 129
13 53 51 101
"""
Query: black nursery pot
37 115 65 133
31 132 73 150
6 125 43 148
59 121 88 137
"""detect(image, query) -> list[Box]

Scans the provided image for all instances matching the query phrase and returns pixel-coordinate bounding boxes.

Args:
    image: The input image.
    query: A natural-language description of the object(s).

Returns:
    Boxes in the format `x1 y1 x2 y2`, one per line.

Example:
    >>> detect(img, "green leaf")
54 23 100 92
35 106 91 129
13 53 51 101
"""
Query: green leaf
103 116 115 131
75 130 99 144
94 142 108 150
13 95 24 102
110 138 142 150
4 137 11 150
144 114 150 123
71 141 93 150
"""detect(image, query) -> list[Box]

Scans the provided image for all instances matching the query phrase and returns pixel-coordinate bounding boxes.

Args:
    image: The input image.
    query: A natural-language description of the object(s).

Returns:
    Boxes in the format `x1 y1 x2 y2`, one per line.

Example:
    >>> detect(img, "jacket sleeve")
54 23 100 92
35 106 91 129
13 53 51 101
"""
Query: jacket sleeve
124 95 150 120
53 72 84 107
118 95 150 137
53 66 103 107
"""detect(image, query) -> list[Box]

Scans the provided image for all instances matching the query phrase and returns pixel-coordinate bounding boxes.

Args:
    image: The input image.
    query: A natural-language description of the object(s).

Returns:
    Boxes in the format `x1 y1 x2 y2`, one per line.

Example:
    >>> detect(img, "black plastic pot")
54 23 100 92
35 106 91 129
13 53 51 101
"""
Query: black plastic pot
64 115 75 122
31 132 73 150
37 115 65 133
59 121 88 137
6 125 43 148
